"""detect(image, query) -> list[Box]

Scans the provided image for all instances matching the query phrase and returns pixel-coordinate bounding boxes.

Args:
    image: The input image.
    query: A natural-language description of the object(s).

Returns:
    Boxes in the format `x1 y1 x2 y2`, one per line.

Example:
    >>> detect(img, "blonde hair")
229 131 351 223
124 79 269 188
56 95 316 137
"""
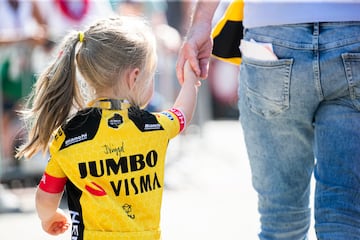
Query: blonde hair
16 16 157 159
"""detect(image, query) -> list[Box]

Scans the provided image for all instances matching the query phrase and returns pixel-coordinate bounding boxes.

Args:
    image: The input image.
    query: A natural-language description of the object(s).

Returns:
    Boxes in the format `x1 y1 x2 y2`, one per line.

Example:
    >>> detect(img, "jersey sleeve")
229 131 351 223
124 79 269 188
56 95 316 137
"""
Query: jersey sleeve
38 153 67 194
39 172 67 194
155 108 186 139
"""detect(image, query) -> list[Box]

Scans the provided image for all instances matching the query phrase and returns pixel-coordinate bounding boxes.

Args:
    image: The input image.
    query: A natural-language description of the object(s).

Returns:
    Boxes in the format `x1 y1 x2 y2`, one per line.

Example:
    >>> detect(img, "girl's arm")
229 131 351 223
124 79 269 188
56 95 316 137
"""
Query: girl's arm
173 61 201 126
35 188 70 235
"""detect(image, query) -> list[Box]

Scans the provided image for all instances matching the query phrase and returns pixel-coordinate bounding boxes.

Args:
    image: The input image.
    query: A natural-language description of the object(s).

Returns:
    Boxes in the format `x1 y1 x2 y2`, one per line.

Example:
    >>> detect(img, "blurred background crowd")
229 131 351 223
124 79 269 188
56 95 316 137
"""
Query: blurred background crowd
0 0 239 210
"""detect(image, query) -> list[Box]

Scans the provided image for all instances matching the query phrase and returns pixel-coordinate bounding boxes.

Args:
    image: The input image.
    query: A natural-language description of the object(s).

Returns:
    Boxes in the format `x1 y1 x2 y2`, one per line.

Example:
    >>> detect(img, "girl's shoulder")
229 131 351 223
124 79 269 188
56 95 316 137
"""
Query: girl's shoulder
52 108 102 150
60 108 101 133
128 106 164 132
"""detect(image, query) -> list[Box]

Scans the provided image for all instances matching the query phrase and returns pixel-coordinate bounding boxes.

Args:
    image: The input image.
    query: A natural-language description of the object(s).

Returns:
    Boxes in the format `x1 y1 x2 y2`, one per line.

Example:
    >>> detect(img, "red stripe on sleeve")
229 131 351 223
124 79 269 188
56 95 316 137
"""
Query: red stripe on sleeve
169 108 186 132
39 172 67 193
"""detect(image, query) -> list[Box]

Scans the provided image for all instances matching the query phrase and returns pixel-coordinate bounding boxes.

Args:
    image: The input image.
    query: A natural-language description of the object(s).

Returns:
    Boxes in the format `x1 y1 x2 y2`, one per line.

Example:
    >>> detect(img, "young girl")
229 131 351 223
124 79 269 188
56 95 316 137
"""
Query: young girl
16 16 200 240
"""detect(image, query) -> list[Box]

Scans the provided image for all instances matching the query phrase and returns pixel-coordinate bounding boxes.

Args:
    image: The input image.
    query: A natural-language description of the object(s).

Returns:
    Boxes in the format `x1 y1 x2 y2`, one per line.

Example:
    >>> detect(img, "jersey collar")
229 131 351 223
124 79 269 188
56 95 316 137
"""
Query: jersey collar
88 99 131 110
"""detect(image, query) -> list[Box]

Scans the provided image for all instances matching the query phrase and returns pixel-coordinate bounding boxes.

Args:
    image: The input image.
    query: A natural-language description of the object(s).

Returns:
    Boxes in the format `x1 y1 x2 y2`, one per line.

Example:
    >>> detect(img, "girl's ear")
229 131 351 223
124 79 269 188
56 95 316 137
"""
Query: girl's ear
127 67 140 90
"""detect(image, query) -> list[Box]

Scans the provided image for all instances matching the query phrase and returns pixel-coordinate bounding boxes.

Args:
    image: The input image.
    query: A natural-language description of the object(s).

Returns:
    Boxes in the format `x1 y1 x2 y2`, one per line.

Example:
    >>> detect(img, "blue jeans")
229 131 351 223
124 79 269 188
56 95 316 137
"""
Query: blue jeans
239 22 360 240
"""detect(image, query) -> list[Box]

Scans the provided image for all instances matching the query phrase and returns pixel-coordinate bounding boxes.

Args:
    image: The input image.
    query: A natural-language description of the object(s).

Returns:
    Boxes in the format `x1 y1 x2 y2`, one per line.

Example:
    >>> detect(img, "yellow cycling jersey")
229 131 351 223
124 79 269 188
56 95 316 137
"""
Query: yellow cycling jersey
38 99 185 240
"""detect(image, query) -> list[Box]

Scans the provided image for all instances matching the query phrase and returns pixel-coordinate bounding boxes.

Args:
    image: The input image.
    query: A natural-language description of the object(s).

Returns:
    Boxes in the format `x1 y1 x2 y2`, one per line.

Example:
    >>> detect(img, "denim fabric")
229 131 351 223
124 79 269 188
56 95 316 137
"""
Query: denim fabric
239 22 360 240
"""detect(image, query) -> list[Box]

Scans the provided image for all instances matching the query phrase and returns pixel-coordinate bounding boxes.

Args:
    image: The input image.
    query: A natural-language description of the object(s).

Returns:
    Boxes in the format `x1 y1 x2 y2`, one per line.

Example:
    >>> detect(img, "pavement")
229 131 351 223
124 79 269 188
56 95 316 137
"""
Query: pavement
0 120 317 240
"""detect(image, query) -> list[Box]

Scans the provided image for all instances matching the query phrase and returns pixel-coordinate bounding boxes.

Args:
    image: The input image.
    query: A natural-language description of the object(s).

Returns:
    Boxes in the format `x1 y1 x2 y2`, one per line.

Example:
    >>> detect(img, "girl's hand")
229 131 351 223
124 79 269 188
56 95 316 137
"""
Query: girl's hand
184 60 202 87
41 208 70 235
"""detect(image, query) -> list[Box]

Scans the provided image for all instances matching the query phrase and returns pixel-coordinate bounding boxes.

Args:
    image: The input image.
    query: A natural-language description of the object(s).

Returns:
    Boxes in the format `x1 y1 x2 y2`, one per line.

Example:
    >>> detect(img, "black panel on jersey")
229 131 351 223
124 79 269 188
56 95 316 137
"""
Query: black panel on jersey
60 108 101 150
128 106 164 132
66 181 85 240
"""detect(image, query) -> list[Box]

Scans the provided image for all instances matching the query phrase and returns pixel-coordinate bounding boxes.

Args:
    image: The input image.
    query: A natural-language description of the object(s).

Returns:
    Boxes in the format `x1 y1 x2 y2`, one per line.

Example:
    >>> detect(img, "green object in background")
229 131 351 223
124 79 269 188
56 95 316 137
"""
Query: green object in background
1 57 34 102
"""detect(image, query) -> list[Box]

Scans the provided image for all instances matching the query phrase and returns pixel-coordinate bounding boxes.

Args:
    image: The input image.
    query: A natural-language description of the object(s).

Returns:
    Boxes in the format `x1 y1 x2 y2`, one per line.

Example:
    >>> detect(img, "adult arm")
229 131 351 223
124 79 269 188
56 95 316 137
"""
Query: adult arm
176 1 220 83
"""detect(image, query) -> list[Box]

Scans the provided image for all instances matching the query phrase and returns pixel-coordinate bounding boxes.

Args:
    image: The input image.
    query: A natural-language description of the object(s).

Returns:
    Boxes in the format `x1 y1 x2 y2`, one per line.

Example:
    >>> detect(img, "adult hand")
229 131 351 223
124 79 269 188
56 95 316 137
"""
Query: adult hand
176 21 213 84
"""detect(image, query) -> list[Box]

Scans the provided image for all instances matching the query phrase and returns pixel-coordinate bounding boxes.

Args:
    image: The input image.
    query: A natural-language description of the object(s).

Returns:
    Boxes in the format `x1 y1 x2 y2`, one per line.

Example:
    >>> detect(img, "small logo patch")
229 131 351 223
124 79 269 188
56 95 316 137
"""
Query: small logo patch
108 114 123 129
144 123 161 130
122 203 135 219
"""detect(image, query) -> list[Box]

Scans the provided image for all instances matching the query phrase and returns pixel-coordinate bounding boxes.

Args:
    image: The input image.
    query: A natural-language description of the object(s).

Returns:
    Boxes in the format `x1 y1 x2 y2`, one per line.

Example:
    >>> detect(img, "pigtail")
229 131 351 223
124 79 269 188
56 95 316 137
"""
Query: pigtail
16 32 84 159
16 16 158 159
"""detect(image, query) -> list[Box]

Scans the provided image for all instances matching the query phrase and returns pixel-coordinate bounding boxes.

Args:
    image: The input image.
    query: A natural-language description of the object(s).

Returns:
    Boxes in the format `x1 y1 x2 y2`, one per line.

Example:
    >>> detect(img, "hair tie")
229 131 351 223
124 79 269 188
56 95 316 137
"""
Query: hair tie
78 31 85 43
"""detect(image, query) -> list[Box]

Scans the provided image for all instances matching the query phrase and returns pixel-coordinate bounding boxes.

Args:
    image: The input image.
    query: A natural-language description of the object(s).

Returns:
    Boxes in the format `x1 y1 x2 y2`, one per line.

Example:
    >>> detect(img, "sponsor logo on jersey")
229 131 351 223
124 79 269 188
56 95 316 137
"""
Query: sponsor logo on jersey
159 111 174 121
169 108 185 132
85 181 107 196
108 113 123 129
65 133 88 147
144 123 162 130
69 210 81 239
78 150 162 196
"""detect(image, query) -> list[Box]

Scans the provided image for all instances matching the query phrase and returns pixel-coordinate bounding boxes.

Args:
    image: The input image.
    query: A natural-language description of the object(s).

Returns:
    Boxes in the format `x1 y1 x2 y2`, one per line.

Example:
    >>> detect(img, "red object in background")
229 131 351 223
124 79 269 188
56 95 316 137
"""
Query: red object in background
55 0 89 21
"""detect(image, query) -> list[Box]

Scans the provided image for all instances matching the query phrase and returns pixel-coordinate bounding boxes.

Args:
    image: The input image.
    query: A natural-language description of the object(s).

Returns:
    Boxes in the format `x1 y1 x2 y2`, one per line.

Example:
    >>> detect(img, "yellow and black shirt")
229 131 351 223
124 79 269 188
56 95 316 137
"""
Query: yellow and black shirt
38 99 185 240
212 0 244 65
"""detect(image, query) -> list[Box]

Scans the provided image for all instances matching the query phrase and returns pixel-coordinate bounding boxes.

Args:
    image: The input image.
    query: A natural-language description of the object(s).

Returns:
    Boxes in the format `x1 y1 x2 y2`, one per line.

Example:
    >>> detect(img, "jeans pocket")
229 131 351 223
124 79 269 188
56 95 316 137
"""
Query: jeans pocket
342 53 360 109
241 56 293 118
